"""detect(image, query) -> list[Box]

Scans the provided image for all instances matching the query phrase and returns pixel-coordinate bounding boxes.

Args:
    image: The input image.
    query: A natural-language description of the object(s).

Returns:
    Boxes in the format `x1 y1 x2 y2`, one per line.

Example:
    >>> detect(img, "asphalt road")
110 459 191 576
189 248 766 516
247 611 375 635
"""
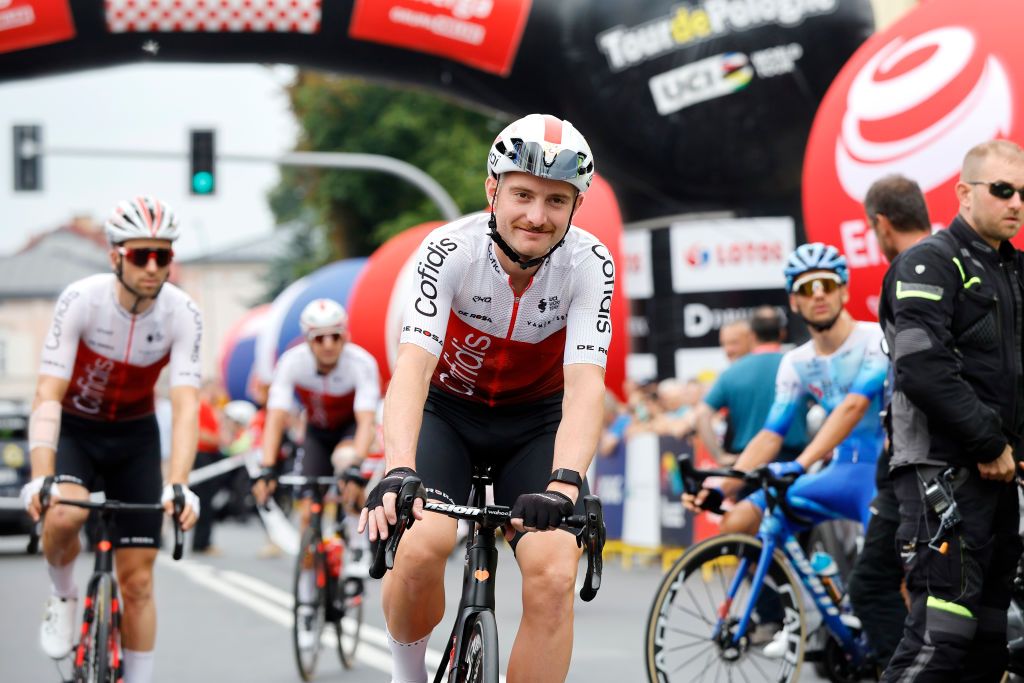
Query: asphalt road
0 519 833 682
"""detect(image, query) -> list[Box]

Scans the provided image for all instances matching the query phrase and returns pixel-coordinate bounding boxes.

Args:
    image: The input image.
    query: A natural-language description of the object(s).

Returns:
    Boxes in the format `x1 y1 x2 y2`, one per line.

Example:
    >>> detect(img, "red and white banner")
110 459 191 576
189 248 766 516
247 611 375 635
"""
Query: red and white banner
348 0 532 77
803 0 1022 320
669 217 794 294
0 0 75 54
106 0 321 34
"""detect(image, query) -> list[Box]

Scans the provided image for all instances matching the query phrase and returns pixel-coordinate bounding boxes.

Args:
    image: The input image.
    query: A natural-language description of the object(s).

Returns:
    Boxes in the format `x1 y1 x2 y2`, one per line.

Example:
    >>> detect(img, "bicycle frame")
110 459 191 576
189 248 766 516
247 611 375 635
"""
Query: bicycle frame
716 492 871 666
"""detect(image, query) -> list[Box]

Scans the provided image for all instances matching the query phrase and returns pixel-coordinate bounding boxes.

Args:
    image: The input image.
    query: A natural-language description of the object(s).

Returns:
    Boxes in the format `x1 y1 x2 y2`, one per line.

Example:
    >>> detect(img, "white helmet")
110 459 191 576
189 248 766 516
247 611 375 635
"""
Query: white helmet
223 400 257 427
487 114 594 194
105 196 180 244
300 298 348 337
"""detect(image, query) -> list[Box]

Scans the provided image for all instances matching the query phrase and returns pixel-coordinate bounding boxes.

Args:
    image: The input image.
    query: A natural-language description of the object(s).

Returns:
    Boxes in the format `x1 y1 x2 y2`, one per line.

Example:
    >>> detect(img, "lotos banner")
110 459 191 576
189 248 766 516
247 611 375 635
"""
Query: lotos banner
803 0 1021 320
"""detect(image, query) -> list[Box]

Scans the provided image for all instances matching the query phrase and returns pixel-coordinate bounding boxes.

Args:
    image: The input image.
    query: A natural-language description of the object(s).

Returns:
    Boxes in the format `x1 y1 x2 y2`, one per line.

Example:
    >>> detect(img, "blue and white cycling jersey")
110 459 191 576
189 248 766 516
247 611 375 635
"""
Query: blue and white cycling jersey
764 321 888 465
750 321 889 527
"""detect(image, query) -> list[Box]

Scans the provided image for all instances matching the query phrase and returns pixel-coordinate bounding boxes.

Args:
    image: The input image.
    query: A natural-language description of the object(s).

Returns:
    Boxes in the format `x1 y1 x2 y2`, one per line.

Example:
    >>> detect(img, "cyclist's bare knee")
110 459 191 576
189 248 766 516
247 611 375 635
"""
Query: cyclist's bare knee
390 510 457 573
516 532 580 617
42 484 90 559
116 549 157 605
720 502 762 535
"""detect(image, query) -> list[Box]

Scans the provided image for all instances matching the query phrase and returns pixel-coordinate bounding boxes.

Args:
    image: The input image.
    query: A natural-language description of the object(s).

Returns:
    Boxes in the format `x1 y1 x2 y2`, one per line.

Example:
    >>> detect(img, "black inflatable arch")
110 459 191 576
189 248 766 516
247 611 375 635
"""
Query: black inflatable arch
0 0 874 220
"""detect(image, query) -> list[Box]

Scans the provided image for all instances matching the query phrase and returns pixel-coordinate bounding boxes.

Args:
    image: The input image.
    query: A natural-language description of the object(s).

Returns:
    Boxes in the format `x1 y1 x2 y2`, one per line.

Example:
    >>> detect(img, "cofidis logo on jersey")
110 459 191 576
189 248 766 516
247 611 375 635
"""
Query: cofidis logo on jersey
802 0 1018 320
414 236 459 317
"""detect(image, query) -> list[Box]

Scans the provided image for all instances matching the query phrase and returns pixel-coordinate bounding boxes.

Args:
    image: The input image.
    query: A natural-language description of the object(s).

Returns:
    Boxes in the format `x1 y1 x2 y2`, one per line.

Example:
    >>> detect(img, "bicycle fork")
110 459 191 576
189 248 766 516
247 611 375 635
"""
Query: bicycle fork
436 528 498 683
714 536 779 648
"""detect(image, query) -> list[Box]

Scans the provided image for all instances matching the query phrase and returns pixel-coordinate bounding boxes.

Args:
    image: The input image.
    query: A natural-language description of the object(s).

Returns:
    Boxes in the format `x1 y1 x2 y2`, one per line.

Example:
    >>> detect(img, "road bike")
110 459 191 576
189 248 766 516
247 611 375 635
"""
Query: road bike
370 465 606 683
278 472 366 681
36 478 184 683
645 459 877 683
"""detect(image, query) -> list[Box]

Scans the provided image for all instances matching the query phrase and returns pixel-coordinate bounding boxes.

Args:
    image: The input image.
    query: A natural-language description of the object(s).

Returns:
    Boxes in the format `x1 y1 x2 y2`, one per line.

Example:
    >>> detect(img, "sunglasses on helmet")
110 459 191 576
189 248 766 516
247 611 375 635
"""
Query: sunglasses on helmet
791 272 843 297
308 332 342 345
118 247 174 268
967 180 1024 202
497 139 592 183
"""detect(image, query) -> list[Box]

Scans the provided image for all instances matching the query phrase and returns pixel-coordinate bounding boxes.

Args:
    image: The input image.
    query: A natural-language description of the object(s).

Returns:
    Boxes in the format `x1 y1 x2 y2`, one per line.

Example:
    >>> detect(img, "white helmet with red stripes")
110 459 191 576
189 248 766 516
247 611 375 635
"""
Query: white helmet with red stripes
300 298 348 337
487 114 595 194
105 196 180 244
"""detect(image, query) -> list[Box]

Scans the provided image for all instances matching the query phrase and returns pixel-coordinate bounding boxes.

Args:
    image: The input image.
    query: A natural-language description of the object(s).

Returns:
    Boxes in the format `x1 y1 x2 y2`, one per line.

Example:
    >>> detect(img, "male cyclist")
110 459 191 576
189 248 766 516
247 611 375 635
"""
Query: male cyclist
20 197 202 683
359 113 612 683
253 298 379 633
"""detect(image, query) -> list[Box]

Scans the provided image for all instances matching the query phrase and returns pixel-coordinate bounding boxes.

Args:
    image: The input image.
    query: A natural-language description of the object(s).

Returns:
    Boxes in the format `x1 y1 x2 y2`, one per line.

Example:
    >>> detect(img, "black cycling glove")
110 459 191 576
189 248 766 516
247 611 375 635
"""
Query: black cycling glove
511 490 574 530
363 466 417 512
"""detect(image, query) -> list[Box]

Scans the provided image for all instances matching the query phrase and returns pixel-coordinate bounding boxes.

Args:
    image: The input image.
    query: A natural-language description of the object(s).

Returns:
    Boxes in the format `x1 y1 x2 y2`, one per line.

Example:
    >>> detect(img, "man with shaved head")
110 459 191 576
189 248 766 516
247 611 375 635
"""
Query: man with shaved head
718 319 755 363
881 140 1024 681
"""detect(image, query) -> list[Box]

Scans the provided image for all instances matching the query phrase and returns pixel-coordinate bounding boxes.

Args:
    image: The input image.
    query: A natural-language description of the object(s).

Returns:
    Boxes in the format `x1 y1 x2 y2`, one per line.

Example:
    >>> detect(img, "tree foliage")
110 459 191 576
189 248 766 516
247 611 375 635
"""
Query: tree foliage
263 71 504 299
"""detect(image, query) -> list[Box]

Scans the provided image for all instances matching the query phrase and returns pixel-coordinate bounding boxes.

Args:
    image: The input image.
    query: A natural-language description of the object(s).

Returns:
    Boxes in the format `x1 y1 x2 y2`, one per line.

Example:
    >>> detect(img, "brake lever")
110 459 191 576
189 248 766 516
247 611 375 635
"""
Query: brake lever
171 483 185 561
578 496 605 602
369 476 427 579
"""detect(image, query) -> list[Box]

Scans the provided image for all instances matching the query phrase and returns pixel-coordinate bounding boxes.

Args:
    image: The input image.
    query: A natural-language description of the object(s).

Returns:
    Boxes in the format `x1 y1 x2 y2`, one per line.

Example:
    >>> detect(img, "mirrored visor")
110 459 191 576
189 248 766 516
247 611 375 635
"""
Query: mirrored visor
504 139 591 183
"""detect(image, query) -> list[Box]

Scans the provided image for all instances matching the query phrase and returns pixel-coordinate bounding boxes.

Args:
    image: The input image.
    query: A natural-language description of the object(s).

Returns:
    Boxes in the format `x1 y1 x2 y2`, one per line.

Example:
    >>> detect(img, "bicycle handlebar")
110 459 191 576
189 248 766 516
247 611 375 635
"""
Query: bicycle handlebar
677 457 812 527
369 476 606 601
275 469 370 488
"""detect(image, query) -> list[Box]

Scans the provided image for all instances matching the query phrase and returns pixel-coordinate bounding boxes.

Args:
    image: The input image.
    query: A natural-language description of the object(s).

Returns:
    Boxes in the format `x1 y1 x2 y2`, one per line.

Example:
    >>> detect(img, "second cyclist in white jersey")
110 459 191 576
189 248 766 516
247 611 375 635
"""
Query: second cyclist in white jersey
21 197 202 683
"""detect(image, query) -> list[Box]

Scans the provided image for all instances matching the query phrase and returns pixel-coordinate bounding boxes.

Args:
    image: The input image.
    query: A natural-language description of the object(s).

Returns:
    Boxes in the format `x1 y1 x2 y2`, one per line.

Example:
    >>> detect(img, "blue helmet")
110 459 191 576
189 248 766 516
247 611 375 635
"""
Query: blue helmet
784 243 849 292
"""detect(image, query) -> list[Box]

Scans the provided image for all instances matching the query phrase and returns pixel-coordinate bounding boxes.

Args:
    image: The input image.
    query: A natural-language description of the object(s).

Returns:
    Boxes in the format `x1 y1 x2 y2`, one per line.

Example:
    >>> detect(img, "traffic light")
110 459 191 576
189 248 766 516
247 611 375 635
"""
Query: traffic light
13 125 42 191
189 129 216 195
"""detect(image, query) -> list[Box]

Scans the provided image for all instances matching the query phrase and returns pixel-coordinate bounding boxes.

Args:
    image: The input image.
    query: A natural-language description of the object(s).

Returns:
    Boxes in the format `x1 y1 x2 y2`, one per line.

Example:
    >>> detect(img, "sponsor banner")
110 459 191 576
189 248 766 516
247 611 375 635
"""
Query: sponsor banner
0 0 75 54
622 229 653 299
658 433 693 548
803 0 1024 320
593 438 626 541
669 217 794 294
348 0 532 77
106 0 321 33
674 291 790 348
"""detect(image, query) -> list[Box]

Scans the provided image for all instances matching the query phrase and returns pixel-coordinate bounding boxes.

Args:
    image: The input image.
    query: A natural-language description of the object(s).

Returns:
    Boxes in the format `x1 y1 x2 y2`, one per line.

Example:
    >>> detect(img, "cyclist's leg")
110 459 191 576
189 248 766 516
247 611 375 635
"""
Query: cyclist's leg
494 432 584 683
381 405 468 678
721 497 764 534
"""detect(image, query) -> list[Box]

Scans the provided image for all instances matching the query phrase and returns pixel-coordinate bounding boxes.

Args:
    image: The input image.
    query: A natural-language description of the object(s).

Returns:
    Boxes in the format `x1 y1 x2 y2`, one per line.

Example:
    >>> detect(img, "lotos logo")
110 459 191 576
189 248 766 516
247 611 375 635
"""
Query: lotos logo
685 245 711 267
803 0 1020 321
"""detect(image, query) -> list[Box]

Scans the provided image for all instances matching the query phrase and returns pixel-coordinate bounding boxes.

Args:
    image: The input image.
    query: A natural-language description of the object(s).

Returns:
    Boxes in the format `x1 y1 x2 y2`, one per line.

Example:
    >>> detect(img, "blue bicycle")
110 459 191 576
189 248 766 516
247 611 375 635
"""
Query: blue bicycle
645 459 877 683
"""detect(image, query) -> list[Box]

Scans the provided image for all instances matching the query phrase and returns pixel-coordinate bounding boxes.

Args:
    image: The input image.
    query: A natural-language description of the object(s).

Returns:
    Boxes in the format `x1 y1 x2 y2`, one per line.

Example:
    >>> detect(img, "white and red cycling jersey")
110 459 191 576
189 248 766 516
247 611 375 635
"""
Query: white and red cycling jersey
267 343 381 430
399 213 615 406
39 274 203 421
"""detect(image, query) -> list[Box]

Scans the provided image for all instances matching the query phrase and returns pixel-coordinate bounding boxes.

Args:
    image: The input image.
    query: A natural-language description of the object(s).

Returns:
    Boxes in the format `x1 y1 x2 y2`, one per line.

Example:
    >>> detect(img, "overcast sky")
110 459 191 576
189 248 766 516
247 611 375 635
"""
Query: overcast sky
0 63 299 258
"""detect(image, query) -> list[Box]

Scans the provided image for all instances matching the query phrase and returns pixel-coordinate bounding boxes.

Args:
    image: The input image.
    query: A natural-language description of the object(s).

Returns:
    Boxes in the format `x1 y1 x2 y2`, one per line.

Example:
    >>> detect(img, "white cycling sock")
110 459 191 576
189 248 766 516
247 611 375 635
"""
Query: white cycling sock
298 568 316 604
387 628 429 683
47 561 78 600
123 649 154 683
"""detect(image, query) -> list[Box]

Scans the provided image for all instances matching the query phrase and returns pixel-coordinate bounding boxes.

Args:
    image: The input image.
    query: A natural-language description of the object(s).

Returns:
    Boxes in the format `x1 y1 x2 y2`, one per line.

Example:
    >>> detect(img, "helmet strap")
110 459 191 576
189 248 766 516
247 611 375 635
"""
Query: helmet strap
114 253 167 314
486 175 577 271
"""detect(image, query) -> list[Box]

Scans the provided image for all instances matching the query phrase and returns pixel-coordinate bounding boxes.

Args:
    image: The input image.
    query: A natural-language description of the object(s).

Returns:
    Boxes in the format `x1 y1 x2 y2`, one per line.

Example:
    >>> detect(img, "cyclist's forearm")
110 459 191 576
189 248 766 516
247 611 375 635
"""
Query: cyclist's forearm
551 365 605 502
29 376 68 478
383 347 435 470
261 408 288 467
795 394 869 470
695 404 725 461
733 429 784 471
167 385 199 484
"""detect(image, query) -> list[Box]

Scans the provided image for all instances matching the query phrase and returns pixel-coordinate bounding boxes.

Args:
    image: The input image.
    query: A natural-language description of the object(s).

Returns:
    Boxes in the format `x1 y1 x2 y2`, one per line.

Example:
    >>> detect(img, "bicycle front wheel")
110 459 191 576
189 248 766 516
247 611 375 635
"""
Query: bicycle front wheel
293 527 326 681
645 533 806 683
74 574 116 683
455 611 499 683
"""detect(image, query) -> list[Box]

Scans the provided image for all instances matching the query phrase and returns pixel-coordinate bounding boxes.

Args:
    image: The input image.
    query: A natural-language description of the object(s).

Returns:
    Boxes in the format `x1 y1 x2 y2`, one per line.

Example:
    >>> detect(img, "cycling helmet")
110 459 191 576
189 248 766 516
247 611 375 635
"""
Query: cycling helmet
223 400 257 427
784 243 849 292
299 298 348 337
487 114 595 194
105 196 180 244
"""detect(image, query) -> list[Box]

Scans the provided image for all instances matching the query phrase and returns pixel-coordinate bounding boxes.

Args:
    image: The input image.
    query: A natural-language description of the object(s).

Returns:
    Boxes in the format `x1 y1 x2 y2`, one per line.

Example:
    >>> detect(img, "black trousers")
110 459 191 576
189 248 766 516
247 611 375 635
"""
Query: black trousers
847 500 906 667
881 466 1020 682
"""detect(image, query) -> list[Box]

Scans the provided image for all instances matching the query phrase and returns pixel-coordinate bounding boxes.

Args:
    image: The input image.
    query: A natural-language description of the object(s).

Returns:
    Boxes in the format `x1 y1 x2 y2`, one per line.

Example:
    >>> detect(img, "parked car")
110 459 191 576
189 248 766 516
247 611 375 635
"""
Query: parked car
0 400 31 536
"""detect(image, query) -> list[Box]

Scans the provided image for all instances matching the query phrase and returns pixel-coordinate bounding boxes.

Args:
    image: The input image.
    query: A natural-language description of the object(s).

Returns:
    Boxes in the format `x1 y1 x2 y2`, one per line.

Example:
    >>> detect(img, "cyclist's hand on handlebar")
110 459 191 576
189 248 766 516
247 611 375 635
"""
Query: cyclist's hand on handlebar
509 490 575 534
358 466 423 541
251 467 277 506
767 461 805 479
682 487 722 514
21 476 60 522
162 484 200 531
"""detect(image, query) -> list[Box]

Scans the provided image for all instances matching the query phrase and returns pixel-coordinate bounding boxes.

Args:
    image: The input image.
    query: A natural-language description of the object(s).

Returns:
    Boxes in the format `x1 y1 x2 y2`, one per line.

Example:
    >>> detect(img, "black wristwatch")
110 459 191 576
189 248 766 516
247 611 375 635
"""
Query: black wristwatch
549 468 583 488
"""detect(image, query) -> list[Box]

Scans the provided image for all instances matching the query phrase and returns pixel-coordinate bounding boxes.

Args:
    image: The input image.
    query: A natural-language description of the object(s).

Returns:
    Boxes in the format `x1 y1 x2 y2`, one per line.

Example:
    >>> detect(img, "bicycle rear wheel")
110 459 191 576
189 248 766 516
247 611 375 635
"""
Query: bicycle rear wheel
335 577 363 669
454 611 499 683
645 533 806 683
293 527 326 681
74 574 116 683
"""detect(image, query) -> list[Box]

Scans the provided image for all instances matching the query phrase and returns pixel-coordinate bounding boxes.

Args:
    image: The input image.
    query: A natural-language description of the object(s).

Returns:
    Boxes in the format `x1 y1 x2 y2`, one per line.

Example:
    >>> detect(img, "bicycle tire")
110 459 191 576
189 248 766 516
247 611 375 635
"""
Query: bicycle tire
293 526 326 681
74 574 115 683
335 577 363 669
645 533 806 683
454 611 499 683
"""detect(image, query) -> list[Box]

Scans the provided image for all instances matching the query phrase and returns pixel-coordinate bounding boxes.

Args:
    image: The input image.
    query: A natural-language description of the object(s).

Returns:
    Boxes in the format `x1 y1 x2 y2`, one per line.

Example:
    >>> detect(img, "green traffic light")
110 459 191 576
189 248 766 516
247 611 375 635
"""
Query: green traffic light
192 171 214 194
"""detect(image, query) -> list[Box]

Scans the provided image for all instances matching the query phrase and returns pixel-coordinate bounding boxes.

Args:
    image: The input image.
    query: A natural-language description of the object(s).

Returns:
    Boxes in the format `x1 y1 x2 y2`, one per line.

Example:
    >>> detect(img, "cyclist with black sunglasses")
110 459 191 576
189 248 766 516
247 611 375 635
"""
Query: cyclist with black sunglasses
252 298 380 587
880 140 1024 681
20 196 202 683
359 113 610 683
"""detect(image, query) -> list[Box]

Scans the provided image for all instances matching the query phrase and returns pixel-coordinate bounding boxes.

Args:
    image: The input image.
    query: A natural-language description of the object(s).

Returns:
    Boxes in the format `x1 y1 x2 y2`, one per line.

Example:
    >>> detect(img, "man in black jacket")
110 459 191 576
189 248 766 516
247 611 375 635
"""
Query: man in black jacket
881 140 1024 681
848 174 931 670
